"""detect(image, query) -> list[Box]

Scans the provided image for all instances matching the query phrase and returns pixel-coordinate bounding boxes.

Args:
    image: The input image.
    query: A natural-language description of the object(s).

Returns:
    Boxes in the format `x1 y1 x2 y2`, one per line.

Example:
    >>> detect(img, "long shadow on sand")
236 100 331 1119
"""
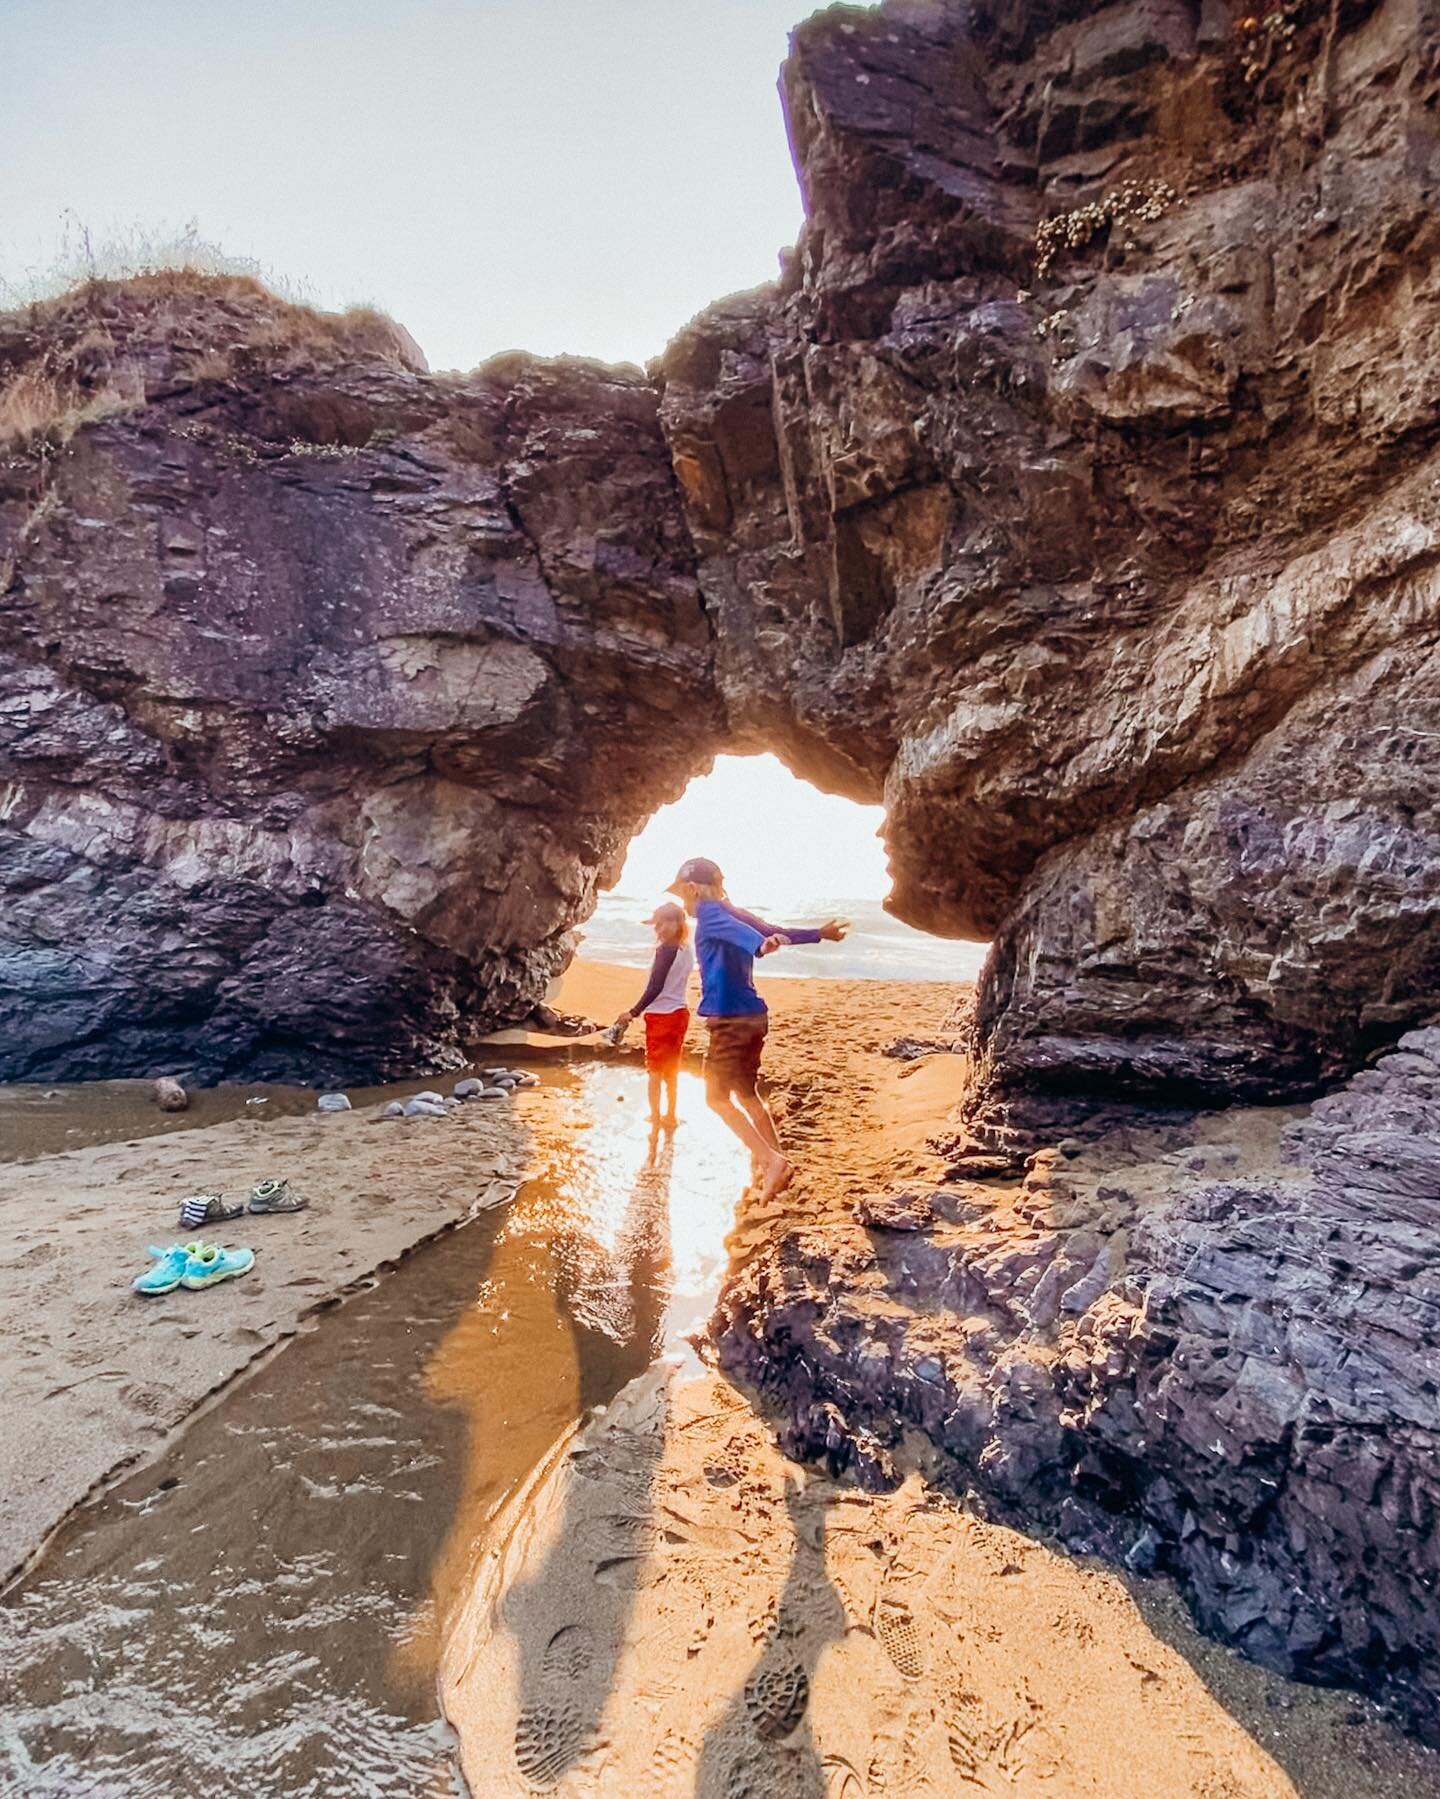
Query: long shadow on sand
694 1478 848 1799
498 1129 678 1787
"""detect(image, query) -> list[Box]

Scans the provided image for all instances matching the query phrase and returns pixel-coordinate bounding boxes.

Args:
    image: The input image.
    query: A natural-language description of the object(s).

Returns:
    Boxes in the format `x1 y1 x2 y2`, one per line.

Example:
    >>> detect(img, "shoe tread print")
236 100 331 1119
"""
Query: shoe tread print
743 1655 809 1742
876 1597 925 1680
513 1625 596 1789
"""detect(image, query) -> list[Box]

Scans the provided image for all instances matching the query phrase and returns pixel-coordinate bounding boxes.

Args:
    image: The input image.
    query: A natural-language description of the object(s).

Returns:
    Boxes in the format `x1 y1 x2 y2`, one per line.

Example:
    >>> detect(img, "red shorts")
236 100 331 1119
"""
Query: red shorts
643 1008 689 1075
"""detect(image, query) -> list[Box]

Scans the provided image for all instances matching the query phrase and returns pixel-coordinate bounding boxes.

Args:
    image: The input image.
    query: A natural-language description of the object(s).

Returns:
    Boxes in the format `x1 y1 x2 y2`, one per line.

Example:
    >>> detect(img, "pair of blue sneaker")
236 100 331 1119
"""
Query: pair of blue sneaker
133 1241 255 1295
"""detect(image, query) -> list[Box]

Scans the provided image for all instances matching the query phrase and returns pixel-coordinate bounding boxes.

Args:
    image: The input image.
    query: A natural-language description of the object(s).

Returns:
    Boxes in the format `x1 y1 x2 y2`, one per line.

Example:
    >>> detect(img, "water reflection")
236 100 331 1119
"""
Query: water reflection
0 1063 742 1797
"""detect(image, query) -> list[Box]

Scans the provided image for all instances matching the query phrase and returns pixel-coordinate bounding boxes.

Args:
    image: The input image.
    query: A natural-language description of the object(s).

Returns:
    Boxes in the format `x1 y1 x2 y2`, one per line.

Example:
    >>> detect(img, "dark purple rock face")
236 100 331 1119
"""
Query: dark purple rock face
6 1 1440 1104
716 1030 1440 1742
0 287 719 1082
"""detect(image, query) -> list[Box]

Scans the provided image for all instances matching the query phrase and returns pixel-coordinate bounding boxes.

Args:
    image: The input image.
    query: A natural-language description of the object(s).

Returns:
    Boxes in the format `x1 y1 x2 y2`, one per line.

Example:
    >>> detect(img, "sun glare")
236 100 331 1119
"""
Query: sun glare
586 753 984 983
613 753 888 915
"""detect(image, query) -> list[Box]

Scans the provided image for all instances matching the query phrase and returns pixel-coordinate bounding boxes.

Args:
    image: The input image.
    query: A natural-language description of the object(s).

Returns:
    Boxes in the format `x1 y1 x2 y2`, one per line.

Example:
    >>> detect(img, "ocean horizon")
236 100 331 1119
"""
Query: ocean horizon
580 892 988 984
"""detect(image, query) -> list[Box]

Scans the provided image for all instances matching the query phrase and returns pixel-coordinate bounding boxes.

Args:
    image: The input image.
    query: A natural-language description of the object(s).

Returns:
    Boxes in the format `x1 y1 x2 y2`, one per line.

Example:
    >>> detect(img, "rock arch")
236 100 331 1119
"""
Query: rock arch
5 0 1440 1120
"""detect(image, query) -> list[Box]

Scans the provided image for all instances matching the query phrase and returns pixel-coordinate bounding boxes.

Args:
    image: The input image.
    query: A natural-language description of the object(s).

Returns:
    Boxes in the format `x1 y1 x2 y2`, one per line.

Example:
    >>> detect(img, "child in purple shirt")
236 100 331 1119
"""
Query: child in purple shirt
667 856 848 1202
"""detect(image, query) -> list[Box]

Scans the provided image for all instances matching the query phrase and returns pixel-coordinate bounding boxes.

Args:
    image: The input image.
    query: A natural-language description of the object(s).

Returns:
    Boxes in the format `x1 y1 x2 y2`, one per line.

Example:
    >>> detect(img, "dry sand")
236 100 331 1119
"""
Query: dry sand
0 1089 527 1582
442 1370 1300 1798
444 962 1439 1798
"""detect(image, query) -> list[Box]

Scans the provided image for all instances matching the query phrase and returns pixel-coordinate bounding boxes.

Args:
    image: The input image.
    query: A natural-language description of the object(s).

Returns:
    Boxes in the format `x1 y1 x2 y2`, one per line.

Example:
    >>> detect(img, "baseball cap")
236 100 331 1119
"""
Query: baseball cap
667 856 723 893
644 901 685 926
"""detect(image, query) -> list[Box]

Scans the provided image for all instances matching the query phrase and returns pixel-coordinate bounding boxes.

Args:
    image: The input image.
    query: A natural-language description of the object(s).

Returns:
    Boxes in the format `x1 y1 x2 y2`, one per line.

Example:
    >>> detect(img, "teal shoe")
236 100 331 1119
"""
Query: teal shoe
179 1243 255 1289
133 1242 201 1296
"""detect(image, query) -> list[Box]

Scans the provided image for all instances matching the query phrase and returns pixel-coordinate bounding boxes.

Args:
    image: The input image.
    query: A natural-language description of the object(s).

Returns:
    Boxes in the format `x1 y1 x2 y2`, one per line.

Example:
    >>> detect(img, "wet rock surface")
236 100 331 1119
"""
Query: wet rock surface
715 1030 1440 1741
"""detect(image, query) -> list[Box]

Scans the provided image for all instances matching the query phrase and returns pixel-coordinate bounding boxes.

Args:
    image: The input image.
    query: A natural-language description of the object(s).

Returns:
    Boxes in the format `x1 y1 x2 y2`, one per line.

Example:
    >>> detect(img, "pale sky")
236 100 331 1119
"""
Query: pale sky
0 0 828 371
3 9 905 914
616 755 891 912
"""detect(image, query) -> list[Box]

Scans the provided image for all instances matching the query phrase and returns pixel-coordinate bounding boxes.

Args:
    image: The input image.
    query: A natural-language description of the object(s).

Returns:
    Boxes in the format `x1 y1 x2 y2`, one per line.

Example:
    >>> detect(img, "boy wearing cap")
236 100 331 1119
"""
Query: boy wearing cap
667 857 849 1202
612 901 696 1127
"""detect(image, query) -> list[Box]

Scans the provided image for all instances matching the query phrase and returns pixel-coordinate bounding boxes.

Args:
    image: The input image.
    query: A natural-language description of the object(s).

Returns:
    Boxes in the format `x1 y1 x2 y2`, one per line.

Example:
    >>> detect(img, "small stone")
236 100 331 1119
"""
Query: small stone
154 1076 189 1112
316 1092 351 1111
1125 1525 1162 1573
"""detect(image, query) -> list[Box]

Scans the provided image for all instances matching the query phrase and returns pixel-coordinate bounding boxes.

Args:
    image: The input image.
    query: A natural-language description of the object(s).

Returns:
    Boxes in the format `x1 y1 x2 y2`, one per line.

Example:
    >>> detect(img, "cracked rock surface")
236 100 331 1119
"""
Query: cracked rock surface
0 288 717 1080
7 0 1440 1105
715 1028 1440 1742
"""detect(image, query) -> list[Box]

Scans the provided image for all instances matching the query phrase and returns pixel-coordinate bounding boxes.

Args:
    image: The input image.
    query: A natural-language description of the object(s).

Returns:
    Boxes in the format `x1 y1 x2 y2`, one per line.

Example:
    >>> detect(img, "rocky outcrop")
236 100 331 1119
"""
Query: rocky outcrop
0 280 717 1081
5 0 1440 1746
715 1031 1440 1741
7 2 1440 1104
660 0 1440 1120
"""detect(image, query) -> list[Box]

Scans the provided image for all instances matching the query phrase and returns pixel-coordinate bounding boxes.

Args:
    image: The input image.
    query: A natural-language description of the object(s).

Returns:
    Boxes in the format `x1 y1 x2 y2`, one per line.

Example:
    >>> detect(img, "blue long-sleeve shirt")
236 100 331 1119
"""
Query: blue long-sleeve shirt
694 900 823 1018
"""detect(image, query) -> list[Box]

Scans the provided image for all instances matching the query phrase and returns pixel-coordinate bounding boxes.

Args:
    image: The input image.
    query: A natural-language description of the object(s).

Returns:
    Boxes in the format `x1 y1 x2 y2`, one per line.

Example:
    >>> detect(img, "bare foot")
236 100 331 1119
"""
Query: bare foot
759 1154 795 1205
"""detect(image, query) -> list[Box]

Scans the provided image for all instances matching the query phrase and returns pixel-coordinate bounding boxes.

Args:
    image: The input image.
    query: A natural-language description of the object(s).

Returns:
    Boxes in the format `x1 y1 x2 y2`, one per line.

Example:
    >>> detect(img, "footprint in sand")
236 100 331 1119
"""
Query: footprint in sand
876 1595 925 1680
744 1655 810 1741
642 1729 698 1798
513 1623 597 1788
721 1740 817 1799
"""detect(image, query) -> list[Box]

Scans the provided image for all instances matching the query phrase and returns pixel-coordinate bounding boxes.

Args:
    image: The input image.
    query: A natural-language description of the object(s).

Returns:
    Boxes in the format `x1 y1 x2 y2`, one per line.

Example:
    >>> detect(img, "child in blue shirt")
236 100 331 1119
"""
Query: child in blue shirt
667 856 848 1202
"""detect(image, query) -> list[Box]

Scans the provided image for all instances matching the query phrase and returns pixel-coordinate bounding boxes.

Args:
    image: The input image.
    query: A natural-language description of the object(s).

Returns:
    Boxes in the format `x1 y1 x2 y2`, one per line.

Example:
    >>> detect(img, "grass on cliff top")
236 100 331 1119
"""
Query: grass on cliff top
0 219 422 452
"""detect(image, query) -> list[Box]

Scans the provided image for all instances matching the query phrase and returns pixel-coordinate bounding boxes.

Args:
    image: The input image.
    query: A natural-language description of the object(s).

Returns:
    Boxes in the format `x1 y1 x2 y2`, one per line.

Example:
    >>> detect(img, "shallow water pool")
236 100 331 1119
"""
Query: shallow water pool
0 1065 745 1796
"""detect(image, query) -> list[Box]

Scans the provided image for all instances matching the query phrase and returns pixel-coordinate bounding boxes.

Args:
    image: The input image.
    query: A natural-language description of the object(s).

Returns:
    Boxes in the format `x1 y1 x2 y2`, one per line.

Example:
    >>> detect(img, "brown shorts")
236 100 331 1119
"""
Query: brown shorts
704 1013 768 1098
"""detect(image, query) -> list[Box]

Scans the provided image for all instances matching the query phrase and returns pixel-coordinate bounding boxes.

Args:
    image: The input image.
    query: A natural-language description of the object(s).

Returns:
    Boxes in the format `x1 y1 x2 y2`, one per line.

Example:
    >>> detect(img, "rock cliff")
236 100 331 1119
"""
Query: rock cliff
6 0 1440 1104
661 0 1440 1130
0 280 717 1081
6 0 1440 1736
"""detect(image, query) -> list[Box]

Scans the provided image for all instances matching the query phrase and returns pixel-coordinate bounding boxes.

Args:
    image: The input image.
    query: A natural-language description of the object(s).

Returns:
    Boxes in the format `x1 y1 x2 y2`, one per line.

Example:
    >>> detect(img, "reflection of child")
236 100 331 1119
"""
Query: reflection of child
611 902 695 1127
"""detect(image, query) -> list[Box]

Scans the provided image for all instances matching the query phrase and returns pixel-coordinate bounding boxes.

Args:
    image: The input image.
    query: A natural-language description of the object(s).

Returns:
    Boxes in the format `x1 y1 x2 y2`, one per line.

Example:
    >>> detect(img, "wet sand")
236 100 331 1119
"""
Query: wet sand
1 1063 742 1796
0 1075 528 1584
4 961 1437 1795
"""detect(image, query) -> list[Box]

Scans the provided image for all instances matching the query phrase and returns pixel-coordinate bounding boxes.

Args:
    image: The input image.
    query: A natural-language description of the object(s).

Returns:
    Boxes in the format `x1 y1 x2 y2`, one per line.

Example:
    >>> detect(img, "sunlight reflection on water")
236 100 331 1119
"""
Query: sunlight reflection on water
0 1061 745 1797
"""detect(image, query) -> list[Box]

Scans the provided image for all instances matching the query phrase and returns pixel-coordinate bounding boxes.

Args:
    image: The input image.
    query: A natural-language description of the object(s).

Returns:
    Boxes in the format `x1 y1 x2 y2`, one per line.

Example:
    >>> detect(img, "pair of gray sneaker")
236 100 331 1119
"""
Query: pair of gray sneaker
178 1179 307 1230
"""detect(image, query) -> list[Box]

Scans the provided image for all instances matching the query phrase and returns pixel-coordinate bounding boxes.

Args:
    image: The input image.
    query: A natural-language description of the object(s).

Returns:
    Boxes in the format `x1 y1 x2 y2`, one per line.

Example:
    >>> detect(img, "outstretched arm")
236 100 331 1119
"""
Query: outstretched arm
725 902 824 946
726 903 850 946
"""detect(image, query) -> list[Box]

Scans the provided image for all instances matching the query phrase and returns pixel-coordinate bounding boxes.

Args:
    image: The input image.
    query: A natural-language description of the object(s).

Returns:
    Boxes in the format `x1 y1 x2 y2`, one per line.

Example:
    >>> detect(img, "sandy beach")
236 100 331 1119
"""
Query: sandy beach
0 1081 528 1584
5 960 1437 1795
